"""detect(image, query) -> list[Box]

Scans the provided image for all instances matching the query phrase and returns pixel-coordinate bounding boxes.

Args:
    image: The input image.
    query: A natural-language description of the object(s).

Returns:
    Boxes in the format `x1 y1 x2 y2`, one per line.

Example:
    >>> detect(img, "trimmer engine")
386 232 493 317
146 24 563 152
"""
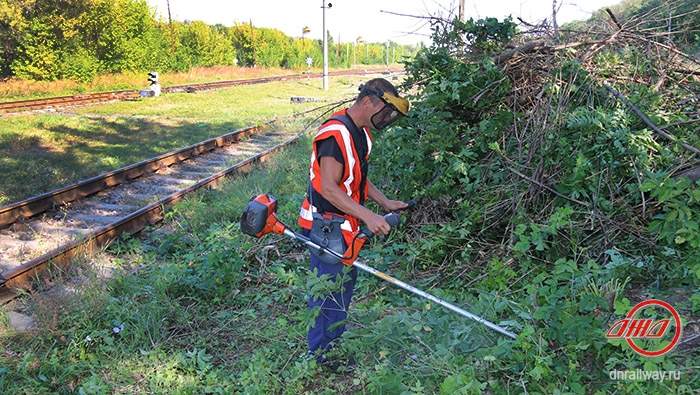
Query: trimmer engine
240 194 287 238
240 193 400 265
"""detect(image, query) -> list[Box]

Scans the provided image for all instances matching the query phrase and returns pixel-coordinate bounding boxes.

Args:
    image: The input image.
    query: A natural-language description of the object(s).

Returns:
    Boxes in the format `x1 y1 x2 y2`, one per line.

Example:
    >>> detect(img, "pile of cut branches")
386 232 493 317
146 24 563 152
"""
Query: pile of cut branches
384 0 700 270
369 3 699 389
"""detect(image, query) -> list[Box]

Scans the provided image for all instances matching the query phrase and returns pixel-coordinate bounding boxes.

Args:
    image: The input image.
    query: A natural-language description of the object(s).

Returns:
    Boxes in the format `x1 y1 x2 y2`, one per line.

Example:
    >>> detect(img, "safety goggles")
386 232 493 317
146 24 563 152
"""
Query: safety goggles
359 85 410 130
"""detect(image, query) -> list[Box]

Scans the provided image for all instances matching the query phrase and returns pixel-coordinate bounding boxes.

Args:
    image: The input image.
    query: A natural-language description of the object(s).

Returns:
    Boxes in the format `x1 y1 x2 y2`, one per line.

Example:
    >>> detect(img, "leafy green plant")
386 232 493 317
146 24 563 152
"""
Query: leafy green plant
642 174 700 249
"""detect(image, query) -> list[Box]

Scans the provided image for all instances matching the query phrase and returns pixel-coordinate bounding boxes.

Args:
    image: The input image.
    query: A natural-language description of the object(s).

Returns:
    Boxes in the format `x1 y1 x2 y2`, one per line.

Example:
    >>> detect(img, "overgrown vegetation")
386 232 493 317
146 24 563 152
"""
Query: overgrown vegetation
367 2 700 391
0 0 417 82
1 0 699 393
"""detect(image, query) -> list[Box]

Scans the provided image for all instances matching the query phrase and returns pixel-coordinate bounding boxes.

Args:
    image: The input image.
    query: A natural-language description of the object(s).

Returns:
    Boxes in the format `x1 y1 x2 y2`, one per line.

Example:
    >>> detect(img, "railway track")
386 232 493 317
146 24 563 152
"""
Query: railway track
0 90 140 113
0 67 402 114
0 122 304 302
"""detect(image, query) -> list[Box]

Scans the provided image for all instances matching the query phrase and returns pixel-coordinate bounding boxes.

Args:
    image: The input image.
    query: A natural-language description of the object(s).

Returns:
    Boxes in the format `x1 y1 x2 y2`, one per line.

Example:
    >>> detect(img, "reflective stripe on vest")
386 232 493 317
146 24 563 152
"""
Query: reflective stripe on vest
298 115 371 235
298 199 353 232
310 123 356 197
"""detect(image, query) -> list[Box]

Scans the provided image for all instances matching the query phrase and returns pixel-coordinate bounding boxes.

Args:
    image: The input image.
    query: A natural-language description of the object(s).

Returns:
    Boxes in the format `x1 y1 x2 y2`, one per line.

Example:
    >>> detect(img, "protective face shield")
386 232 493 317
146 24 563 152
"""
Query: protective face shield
359 85 410 130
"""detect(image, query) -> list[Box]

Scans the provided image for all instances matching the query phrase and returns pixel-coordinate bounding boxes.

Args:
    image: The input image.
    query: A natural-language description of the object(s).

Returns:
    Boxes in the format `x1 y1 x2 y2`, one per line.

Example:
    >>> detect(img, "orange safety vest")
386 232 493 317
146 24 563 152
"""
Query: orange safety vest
298 109 373 246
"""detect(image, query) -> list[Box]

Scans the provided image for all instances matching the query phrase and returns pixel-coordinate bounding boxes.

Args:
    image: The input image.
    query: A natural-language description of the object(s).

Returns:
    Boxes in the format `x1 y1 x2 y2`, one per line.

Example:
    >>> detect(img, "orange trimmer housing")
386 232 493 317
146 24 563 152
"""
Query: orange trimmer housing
240 194 287 238
340 236 367 266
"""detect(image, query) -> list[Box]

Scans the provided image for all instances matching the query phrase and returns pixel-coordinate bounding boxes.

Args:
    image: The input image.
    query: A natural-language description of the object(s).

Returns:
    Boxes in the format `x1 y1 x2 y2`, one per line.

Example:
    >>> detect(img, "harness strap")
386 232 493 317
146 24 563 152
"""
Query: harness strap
327 114 369 204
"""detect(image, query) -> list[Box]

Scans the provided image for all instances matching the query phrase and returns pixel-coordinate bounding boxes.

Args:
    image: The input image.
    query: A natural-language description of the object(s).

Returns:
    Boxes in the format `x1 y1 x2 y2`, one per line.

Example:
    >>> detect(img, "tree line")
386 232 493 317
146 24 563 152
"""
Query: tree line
0 0 419 82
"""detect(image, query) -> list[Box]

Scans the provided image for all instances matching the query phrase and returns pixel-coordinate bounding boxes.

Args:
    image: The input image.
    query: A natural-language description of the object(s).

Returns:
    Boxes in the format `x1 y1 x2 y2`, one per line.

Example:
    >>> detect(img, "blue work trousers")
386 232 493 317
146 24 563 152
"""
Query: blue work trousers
302 230 358 356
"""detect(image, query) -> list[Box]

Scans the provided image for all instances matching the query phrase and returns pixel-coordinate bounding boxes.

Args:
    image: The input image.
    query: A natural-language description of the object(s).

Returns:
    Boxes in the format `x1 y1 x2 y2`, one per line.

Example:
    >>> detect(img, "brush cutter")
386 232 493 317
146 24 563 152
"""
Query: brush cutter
240 193 517 340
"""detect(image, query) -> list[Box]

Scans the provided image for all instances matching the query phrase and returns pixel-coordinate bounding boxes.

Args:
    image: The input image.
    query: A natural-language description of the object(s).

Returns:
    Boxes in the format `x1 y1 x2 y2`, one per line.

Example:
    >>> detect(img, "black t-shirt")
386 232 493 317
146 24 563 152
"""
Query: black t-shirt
316 137 345 166
315 121 369 166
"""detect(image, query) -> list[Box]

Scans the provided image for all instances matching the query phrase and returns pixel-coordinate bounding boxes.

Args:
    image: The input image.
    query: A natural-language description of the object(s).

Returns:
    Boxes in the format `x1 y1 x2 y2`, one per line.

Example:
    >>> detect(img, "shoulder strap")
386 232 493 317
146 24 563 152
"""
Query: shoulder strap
327 114 369 204
327 114 365 158
327 114 354 131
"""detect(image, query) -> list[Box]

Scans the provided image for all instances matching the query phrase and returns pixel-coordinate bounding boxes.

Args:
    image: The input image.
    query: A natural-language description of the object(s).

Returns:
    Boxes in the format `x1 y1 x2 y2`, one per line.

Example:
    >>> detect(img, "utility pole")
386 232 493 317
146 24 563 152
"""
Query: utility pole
385 42 389 66
354 36 363 67
458 0 465 20
166 0 173 27
322 1 331 90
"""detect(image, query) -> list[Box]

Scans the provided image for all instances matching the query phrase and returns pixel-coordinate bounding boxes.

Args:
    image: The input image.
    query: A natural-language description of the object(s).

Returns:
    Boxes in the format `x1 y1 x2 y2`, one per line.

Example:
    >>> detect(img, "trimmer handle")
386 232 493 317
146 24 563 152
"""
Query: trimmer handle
360 212 401 239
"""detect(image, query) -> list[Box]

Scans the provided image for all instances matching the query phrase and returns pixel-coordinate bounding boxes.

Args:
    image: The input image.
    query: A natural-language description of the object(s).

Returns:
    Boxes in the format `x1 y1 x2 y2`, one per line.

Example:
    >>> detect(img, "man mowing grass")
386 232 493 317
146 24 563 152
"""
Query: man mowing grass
298 78 410 367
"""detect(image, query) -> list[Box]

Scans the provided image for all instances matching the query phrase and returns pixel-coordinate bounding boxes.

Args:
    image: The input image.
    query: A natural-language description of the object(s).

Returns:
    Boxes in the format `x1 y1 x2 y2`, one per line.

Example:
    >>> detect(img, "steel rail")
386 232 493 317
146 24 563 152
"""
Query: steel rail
0 125 263 228
0 134 302 294
0 69 400 300
0 91 139 112
0 96 348 300
0 68 402 113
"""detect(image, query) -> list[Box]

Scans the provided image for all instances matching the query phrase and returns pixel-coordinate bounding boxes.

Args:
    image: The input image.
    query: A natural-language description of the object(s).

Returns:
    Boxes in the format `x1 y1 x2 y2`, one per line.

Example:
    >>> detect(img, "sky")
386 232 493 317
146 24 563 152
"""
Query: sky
146 0 623 45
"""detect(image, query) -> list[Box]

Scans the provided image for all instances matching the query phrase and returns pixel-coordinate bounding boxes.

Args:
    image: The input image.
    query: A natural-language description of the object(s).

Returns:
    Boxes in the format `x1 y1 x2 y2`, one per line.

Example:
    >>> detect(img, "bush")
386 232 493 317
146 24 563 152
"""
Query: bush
10 18 61 80
61 47 101 82
367 11 699 392
179 21 235 68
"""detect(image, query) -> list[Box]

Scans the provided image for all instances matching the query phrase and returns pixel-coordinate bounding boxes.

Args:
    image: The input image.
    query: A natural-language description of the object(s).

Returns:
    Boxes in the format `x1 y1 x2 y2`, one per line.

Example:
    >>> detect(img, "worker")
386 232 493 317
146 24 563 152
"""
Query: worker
298 78 410 365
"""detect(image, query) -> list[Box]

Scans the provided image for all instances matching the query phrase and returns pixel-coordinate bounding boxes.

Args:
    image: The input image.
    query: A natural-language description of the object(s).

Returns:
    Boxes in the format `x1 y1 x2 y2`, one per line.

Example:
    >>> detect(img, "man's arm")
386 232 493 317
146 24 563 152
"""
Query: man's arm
319 156 391 236
368 180 408 212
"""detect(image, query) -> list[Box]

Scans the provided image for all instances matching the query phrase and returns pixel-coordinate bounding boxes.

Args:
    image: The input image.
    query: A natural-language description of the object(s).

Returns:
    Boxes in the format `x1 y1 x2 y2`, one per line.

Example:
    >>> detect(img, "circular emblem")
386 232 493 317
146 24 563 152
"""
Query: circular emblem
624 299 682 357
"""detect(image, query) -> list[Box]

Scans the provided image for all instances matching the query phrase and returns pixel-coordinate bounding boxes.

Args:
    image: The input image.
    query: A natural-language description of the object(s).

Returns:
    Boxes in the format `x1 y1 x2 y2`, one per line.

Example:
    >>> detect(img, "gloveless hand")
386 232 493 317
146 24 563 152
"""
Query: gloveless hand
383 199 408 212
364 213 391 236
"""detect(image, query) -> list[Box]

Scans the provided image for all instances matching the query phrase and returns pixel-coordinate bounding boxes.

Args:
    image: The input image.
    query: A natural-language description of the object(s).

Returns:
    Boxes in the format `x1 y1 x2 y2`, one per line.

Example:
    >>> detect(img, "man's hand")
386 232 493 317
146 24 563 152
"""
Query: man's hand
383 199 409 212
364 213 391 236
368 181 409 212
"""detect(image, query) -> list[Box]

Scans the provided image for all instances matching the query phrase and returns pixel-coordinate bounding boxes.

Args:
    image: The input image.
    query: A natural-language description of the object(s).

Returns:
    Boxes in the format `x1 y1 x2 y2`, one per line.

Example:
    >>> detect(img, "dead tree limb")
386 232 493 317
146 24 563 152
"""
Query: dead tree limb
493 40 548 64
628 34 700 67
604 83 700 156
671 68 700 76
506 166 590 207
582 29 623 61
677 165 700 182
605 8 622 30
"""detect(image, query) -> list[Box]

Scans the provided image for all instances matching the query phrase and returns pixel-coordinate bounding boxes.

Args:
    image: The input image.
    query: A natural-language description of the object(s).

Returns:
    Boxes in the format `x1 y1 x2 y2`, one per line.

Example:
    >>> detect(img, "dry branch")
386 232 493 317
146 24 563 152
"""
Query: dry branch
605 8 623 30
604 83 700 156
677 165 700 182
493 40 549 65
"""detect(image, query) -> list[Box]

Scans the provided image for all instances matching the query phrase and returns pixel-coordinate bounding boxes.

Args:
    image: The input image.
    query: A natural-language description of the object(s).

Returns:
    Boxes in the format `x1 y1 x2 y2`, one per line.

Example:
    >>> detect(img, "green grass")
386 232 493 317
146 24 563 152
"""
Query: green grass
0 139 359 393
1 133 697 393
0 138 506 394
0 76 370 205
75 76 362 122
0 66 286 102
